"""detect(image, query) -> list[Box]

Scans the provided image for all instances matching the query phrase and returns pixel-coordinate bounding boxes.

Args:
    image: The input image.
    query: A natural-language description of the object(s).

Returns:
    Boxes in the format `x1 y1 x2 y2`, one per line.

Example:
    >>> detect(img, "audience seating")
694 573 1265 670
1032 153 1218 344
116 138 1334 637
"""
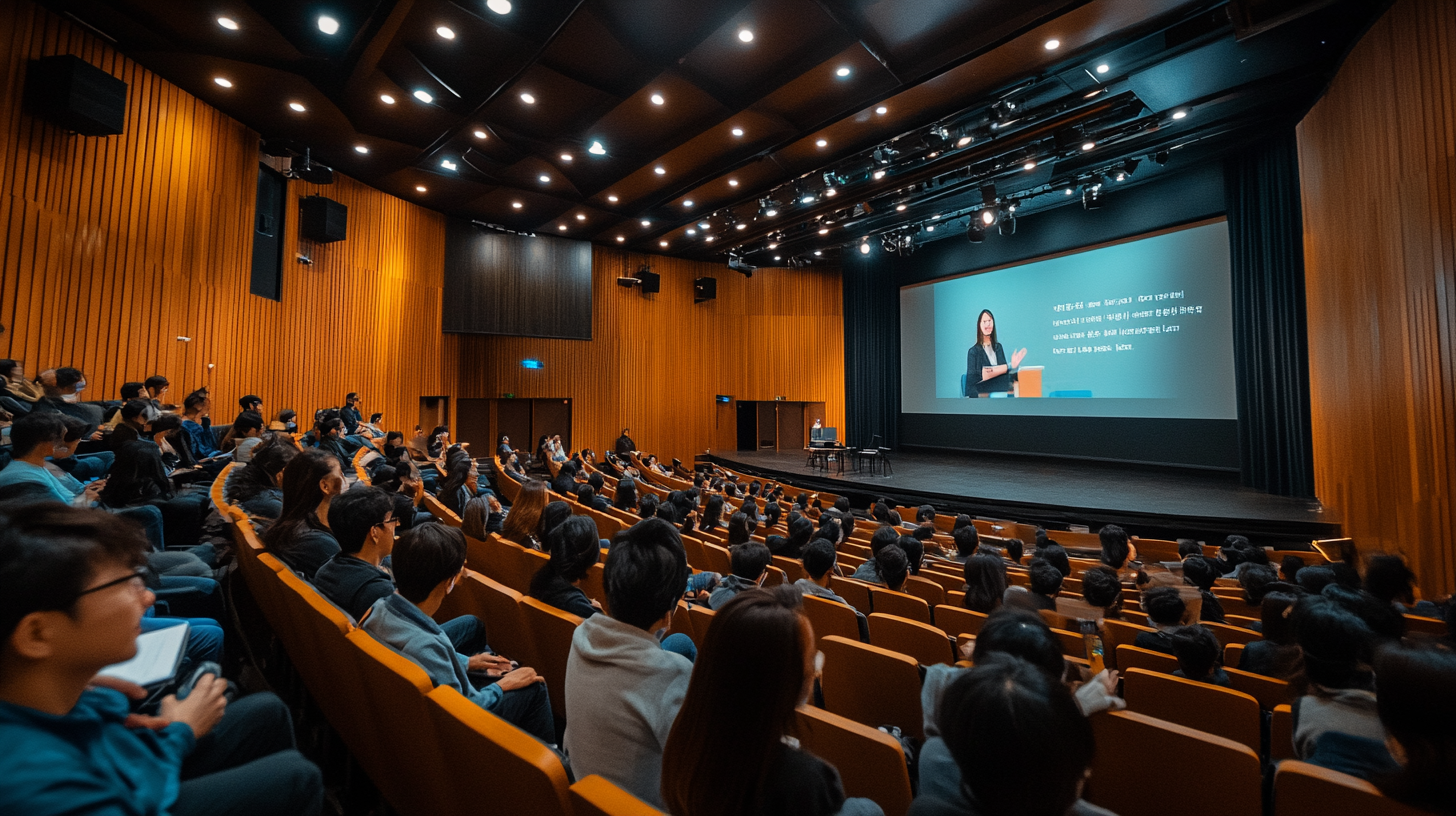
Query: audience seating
818 635 925 741
829 576 874 615
1270 704 1295 762
569 775 665 816
422 492 462 527
794 705 914 816
1225 642 1245 668
1205 621 1263 645
434 571 535 670
901 575 946 607
1085 710 1262 816
688 604 716 642
933 605 988 638
1116 644 1180 675
426 686 574 816
1402 614 1446 637
868 613 956 666
1272 761 1428 816
1121 668 1262 752
519 597 583 717
1102 619 1157 670
803 594 864 644
868 587 932 624
1224 666 1292 710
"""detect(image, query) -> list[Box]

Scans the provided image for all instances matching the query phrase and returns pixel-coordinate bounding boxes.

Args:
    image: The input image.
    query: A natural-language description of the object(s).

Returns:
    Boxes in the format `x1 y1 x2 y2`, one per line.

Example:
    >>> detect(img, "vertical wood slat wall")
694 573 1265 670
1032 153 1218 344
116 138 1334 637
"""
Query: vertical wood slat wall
1298 0 1456 595
0 1 453 429
456 249 846 467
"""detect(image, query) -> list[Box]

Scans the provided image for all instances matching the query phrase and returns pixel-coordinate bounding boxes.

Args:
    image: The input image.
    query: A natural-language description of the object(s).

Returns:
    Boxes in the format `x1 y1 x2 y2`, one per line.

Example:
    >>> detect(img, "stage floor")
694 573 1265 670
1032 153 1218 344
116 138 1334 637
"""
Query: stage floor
707 448 1338 544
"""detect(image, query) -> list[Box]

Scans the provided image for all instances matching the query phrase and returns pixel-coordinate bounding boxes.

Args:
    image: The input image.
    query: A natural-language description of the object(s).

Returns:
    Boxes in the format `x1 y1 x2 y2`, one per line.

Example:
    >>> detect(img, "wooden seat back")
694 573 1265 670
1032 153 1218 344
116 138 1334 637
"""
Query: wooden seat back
868 613 956 666
1273 760 1429 816
818 635 925 741
794 706 914 816
426 686 573 816
1085 710 1262 816
802 594 863 645
1121 668 1262 752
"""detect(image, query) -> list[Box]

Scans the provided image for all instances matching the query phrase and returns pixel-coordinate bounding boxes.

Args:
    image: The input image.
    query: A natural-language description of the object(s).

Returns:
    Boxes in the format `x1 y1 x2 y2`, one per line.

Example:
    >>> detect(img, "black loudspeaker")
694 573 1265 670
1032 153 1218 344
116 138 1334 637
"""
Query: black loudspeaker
299 196 348 243
694 276 717 303
24 55 127 136
636 270 660 294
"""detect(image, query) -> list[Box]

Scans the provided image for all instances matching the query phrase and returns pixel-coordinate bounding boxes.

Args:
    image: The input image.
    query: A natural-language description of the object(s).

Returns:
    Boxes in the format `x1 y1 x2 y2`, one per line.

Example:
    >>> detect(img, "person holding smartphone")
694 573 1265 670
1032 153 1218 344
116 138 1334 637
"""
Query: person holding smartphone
965 309 1027 396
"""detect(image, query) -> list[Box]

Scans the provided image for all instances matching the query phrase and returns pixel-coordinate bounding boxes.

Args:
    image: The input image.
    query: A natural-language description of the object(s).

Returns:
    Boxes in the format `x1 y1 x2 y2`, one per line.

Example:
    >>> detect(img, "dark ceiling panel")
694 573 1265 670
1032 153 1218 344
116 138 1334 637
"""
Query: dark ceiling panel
536 7 654 98
676 0 853 106
482 62 621 143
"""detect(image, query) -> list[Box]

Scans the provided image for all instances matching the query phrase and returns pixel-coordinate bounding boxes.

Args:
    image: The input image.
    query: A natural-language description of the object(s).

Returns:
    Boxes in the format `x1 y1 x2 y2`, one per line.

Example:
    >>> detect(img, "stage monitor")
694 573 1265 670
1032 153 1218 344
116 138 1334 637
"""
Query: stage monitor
899 220 1235 422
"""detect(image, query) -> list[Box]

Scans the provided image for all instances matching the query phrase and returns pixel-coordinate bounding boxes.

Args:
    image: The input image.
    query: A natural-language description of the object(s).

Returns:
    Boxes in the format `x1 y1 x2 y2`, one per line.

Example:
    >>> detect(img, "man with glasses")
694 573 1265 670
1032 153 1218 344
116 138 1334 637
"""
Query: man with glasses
0 503 322 816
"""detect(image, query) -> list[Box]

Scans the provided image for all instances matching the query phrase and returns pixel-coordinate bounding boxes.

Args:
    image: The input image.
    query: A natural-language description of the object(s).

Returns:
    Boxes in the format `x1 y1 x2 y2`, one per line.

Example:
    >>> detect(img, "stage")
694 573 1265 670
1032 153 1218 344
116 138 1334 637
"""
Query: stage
706 448 1339 546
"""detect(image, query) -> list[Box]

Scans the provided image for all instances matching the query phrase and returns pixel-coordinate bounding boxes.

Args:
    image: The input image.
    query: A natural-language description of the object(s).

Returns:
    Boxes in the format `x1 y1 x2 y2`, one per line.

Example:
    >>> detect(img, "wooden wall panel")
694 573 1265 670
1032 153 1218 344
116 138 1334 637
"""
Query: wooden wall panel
0 0 453 430
1298 0 1456 595
456 250 845 466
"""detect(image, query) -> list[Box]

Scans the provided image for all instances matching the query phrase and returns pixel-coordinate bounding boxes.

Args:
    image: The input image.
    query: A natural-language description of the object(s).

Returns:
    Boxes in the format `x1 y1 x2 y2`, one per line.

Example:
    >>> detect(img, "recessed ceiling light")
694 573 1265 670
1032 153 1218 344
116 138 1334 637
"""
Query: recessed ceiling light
654 166 666 175
413 90 433 103
288 102 306 112
607 195 619 203
698 221 710 229
588 141 606 155
816 139 827 147
683 200 694 207
773 255 781 261
560 153 573 162
616 236 625 242
1023 160 1037 170
415 185 427 192
835 66 851 77
487 0 511 14
1096 63 1110 74
926 225 935 231
520 92 536 104
738 29 754 43
213 77 232 88
1044 38 1060 50
1082 141 1095 151
641 220 651 227
801 195 814 204
317 15 339 35
354 145 368 154
825 188 837 197
380 94 396 104
765 209 778 217
873 170 885 179
576 214 586 221
895 204 906 211
539 174 550 183
511 201 522 208
558 225 567 231
659 240 669 247
737 224 747 230
875 106 887 115
956 136 973 147
687 229 697 236
1172 109 1188 120
1065 188 1075 195
932 214 941 219
650 93 665 105
731 127 744 137
473 129 487 139
814 250 822 256
217 16 239 30
436 26 454 39
818 227 829 235
728 179 739 187
705 236 715 243
440 159 456 170
860 243 870 255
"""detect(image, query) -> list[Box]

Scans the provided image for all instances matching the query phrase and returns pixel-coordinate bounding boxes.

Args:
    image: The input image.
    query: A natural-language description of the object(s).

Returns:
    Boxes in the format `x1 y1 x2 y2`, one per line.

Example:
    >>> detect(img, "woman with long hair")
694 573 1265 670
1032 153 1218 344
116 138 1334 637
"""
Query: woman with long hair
97 441 213 549
727 512 757 547
262 448 345 579
460 494 505 539
964 308 1027 397
224 434 298 521
699 494 726 529
612 476 638 512
528 515 602 618
500 479 549 549
1372 645 1456 815
661 586 880 816
436 452 478 516
962 553 1008 614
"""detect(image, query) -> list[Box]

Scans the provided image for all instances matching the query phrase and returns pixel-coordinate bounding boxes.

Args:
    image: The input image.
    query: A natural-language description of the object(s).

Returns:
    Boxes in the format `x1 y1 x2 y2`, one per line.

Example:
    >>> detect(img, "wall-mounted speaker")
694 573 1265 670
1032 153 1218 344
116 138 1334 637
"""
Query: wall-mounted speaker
300 196 348 243
24 55 127 136
694 277 717 303
636 269 660 294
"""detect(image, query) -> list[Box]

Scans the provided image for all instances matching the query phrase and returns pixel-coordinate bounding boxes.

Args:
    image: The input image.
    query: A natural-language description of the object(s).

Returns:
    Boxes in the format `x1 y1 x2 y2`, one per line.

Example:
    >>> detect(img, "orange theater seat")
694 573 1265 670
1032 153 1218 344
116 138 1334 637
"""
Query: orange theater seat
818 635 924 741
570 775 666 816
1085 710 1262 816
1121 668 1262 752
1273 760 1430 816
794 706 914 816
802 594 864 644
868 613 956 666
426 686 574 816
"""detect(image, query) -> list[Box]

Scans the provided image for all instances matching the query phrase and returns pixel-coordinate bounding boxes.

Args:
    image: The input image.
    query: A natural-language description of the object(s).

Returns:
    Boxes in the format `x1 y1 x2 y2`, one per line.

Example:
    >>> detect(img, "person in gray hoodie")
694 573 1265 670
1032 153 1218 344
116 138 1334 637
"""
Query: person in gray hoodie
794 538 869 641
563 518 695 809
709 542 771 609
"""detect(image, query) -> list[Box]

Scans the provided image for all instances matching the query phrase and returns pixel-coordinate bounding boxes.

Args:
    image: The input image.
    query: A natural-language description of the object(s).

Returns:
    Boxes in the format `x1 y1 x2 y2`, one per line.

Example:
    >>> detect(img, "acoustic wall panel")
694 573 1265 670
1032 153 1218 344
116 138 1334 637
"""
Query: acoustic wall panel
442 220 593 339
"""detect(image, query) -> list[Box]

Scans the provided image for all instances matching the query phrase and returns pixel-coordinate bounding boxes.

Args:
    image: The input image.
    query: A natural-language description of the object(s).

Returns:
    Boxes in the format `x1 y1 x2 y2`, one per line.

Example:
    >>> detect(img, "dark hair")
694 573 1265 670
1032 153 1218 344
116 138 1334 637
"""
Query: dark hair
1177 539 1203 558
369 412 383 423
530 516 601 600
539 501 573 540
144 375 169 391
54 367 84 389
952 525 979 557
1364 554 1417 606
975 308 999 346
328 487 394 555
182 389 209 413
730 542 772 581
277 408 298 425
605 518 688 630
637 494 658 519
869 524 900 555
232 411 264 435
1170 624 1221 681
1182 555 1219 591
1372 645 1456 815
1239 563 1279 604
228 435 298 504
916 504 936 523
1029 560 1064 596
727 512 756 547
762 500 782 529
833 496 851 514
1297 565 1337 594
801 538 837 580
1260 592 1299 646
500 480 548 544
662 586 810 816
120 381 144 400
973 609 1065 679
239 394 262 410
1322 584 1405 641
119 398 156 423
1004 538 1024 564
1099 524 1131 570
612 476 638 511
0 504 149 640
391 523 466 604
10 412 66 456
264 448 341 551
963 554 1007 613
700 494 725 528
1280 555 1304 584
1081 566 1123 610
97 441 174 506
57 414 88 443
1143 586 1187 627
875 544 908 591
1293 595 1374 692
1036 543 1071 577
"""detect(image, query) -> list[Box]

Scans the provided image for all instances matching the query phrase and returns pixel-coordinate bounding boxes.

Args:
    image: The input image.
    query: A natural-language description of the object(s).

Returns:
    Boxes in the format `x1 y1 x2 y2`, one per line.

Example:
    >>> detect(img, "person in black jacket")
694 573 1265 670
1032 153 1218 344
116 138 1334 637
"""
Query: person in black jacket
614 428 636 457
528 515 602 618
339 392 362 435
262 448 345 579
964 309 1027 396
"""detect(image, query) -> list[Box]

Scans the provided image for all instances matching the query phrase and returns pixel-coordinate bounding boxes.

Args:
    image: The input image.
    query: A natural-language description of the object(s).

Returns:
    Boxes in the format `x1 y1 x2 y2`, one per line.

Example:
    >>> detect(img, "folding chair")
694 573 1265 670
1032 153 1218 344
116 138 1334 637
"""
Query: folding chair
818 635 924 741
868 613 956 666
1121 668 1262 752
1273 760 1428 816
795 706 914 816
1084 710 1262 816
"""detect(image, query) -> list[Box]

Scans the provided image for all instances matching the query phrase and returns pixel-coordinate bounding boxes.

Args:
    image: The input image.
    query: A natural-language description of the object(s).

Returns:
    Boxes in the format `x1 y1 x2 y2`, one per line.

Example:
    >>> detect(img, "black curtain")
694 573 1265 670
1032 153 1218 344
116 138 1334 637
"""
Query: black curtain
842 258 900 449
1225 129 1316 498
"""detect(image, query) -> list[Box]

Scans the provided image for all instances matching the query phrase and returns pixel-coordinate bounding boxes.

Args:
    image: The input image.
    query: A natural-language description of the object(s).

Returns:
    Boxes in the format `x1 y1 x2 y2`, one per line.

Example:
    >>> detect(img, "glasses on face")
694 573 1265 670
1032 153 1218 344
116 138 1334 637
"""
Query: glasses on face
374 516 399 530
74 568 148 601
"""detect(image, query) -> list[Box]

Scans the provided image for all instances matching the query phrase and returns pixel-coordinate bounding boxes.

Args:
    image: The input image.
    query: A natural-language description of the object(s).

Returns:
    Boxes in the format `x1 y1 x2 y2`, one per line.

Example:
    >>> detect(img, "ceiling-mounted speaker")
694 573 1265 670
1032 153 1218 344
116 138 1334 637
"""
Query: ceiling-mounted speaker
300 196 347 243
694 277 717 303
636 269 660 294
24 55 126 136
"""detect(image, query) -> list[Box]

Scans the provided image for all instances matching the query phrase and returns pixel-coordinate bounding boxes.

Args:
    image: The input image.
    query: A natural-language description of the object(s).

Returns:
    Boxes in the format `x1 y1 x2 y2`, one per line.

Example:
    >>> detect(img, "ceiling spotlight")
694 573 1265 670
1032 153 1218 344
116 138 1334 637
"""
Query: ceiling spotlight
737 223 747 230
473 129 488 139
436 26 455 39
738 29 754 43
859 241 870 255
800 194 815 204
835 66 851 77
728 179 739 187
956 135 973 147
816 139 827 147
875 106 888 115
440 159 456 170
354 145 368 154
560 153 573 162
641 220 651 227
980 209 996 226
687 229 697 236
705 236 716 243
654 166 666 175
1044 38 1060 50
213 77 232 88
415 185 427 192
616 236 625 242
650 93 665 105
814 250 823 256
873 170 886 179
926 225 935 232
1023 160 1037 171
774 255 782 261
1172 109 1188 120
966 220 985 243
607 195 619 202
698 221 711 229
520 92 536 104
1096 63 1110 74
217 17 239 30
818 227 829 235
317 15 339 34
768 243 778 249
1064 187 1075 195
660 241 669 247
684 200 694 207
511 201 522 208
895 204 907 212
539 174 550 183
558 225 567 231
288 102 306 112
380 94 396 104
998 209 1016 236
825 188 837 197
731 127 744 137
576 213 586 221
487 0 512 14
759 198 780 218
588 140 606 155
1082 141 1095 151
1115 171 1127 182
413 90 433 103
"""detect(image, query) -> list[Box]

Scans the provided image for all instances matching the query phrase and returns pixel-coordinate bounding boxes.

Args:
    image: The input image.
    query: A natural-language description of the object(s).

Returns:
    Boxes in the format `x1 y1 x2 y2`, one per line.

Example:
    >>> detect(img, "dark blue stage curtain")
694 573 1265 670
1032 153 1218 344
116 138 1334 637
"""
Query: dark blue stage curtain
843 259 900 450
1225 130 1316 498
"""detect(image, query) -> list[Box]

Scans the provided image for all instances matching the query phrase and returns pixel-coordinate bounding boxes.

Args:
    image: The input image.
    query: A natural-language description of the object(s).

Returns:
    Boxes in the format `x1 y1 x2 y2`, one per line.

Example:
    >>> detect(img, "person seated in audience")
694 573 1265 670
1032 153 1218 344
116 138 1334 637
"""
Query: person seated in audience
1370 644 1456 815
612 475 639 513
1134 586 1189 654
499 450 525 480
1001 537 1024 565
1181 554 1227 623
575 483 610 513
872 544 910 593
539 501 573 541
500 479 548 549
425 425 453 461
0 504 323 816
1034 542 1072 578
1218 535 1269 579
1004 559 1062 613
141 374 171 409
767 514 813 558
962 553 1007 614
314 417 358 469
710 542 771 609
698 494 727 530
637 493 659 519
109 398 160 446
98 441 213 552
1079 565 1125 620
1290 595 1392 779
262 449 344 579
948 524 978 564
1281 554 1305 584
35 367 104 431
312 487 401 619
178 390 220 459
528 516 602 618
727 511 757 547
1098 523 1136 576
218 411 265 463
794 538 865 631
359 523 555 744
435 453 479 517
565 517 696 808
1238 562 1280 607
224 435 296 522
911 654 1101 816
380 430 406 460
904 530 929 574
851 525 901 582
338 393 362 435
237 394 263 417
663 588 887 816
1298 564 1338 594
1177 538 1202 558
1364 553 1442 618
459 494 504 539
266 408 298 433
1238 591 1303 678
1169 624 1229 686
0 413 106 507
1322 583 1406 642
550 459 579 498
0 358 44 415
42 414 112 486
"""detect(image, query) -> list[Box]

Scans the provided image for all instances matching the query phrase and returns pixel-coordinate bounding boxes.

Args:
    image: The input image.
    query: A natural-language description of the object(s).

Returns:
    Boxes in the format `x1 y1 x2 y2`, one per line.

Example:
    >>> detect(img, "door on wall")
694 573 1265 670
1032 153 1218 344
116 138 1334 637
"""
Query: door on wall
419 396 450 435
777 401 805 452
532 399 572 454
455 399 491 453
497 399 532 457
736 402 758 451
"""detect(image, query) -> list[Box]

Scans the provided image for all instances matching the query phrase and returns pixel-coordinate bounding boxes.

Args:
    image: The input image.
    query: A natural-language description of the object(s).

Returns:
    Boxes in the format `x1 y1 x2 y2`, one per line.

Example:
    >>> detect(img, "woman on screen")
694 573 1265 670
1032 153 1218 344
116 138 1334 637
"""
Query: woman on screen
965 309 1027 396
